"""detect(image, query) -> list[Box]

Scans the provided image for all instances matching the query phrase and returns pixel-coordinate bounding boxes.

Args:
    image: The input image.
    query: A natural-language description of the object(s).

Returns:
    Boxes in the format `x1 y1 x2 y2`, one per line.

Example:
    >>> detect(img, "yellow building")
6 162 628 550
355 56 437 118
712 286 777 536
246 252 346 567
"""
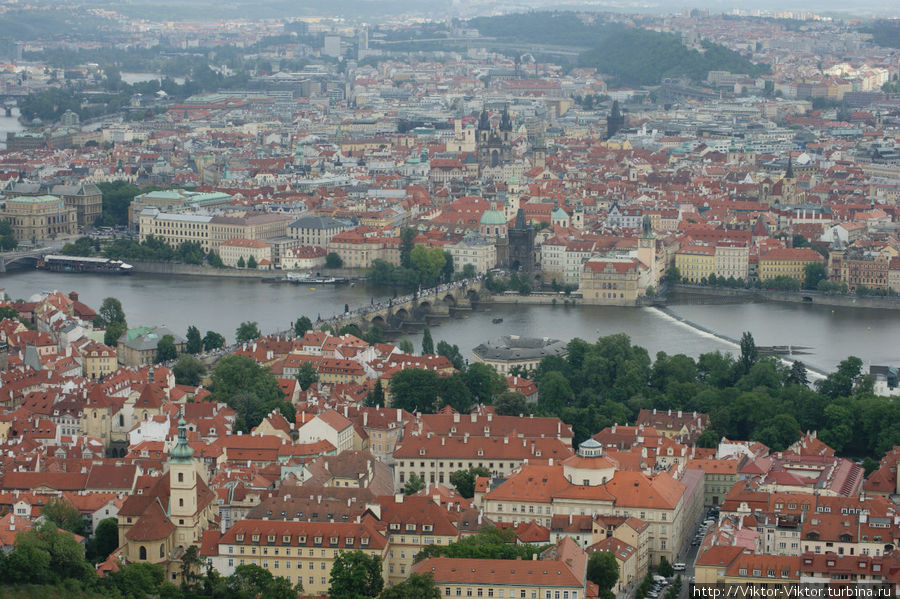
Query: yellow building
758 248 824 282
579 258 648 306
214 520 388 595
675 245 716 283
218 238 272 268
81 340 117 380
0 195 77 242
380 495 461 585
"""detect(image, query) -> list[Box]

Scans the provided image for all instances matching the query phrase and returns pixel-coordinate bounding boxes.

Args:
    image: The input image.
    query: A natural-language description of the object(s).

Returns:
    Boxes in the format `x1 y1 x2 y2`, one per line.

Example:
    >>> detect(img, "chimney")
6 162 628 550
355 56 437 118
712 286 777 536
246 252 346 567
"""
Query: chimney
343 406 348 418
487 412 493 422
652 408 656 415
678 410 682 418
569 513 573 525
396 408 401 422
363 412 368 426
470 412 477 423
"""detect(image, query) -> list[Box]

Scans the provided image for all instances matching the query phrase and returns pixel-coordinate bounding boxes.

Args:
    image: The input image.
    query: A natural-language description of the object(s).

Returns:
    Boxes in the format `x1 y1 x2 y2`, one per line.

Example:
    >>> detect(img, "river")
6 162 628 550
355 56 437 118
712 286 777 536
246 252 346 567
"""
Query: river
0 107 26 150
1 270 899 374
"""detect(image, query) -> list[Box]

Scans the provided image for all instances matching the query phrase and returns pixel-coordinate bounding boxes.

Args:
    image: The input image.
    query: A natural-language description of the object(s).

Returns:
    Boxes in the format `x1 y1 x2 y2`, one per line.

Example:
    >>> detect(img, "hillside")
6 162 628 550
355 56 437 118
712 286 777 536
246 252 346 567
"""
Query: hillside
578 28 769 87
467 12 614 47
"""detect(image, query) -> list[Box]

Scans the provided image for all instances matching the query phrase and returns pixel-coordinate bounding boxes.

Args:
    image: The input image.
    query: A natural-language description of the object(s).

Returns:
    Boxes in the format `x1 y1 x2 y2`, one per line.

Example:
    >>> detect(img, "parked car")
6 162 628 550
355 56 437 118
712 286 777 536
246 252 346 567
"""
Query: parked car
673 563 687 571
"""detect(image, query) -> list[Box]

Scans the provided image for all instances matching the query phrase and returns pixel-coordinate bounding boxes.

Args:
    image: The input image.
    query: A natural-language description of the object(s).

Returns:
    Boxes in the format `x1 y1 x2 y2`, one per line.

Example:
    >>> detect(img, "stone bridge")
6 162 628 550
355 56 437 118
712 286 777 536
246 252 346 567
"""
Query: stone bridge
322 278 487 334
0 248 49 272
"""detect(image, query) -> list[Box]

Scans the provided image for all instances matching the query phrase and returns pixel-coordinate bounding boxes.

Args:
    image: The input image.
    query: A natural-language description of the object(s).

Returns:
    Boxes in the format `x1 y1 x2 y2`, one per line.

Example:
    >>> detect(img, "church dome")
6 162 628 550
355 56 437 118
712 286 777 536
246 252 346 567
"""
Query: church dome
480 204 506 226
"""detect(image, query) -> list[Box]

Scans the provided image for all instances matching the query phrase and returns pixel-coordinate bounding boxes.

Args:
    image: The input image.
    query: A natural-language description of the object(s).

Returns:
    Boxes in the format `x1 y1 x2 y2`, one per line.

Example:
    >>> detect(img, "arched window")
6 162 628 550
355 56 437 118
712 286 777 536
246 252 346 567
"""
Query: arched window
139 545 147 560
159 544 164 558
177 472 184 483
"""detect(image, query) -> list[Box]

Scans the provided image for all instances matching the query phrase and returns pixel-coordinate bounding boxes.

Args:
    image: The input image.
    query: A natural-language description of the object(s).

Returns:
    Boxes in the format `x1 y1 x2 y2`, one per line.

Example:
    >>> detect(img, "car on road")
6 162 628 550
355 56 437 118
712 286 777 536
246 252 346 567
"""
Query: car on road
673 562 687 571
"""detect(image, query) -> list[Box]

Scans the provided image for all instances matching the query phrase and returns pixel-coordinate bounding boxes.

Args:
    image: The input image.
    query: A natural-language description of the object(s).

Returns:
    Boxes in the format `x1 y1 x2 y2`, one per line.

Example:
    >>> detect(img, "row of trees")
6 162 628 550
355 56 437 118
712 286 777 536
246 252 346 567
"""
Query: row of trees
524 332 899 459
0 219 17 250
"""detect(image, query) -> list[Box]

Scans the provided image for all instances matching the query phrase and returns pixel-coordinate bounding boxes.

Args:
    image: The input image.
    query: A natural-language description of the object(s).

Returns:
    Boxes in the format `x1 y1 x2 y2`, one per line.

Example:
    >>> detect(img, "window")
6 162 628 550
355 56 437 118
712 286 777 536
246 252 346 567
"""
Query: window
139 546 147 560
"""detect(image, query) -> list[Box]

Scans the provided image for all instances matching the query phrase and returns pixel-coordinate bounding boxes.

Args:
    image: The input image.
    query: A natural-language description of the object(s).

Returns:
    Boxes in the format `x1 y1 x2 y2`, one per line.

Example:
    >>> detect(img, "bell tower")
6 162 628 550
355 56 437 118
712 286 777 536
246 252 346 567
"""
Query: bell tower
169 414 198 532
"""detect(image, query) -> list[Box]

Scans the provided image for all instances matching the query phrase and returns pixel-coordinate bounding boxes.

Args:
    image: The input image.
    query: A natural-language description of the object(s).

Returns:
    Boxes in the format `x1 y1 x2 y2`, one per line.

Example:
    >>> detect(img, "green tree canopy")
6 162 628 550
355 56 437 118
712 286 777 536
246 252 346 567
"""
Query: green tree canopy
587 550 620 591
294 315 313 337
449 466 491 498
172 354 207 386
236 320 261 343
208 355 287 431
378 572 440 599
41 497 86 535
402 474 426 496
203 330 226 352
493 390 529 416
326 251 344 268
421 327 435 355
328 550 384 599
156 334 178 363
390 368 441 413
186 325 203 354
296 361 319 391
463 362 506 404
95 297 126 328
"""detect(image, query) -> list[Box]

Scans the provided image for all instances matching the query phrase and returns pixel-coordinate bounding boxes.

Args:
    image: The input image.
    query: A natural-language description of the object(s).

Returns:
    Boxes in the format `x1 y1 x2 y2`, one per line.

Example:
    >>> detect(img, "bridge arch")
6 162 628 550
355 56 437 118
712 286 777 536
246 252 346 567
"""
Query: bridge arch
466 289 480 302
370 315 387 328
394 308 410 321
442 294 457 307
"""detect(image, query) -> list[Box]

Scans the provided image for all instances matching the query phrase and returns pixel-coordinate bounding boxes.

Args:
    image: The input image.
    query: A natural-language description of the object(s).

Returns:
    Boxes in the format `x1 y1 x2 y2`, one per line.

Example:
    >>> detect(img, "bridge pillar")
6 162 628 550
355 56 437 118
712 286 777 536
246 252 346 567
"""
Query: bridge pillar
0 258 5 273
3 107 10 117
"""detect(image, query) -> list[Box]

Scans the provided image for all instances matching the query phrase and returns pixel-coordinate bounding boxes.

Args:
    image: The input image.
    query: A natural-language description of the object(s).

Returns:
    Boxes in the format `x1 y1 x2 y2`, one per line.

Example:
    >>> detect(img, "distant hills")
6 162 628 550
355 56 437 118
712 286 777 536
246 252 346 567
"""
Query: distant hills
467 12 769 87
578 28 770 87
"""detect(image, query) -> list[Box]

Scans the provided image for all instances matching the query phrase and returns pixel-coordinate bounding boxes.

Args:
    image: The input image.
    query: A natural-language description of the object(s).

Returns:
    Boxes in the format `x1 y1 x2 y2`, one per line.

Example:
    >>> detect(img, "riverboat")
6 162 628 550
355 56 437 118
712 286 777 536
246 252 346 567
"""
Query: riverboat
36 255 134 274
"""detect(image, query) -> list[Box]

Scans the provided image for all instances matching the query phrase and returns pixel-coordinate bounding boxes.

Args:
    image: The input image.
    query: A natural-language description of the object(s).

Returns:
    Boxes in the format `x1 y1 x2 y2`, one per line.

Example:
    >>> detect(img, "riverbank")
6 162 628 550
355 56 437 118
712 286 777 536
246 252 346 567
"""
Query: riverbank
485 292 582 305
670 284 900 311
128 260 366 280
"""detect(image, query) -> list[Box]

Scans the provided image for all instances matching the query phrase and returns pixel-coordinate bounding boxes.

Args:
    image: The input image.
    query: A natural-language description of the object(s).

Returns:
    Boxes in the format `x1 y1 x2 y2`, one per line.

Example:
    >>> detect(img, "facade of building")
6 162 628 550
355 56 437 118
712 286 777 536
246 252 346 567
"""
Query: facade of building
414 557 585 599
0 195 77 241
213 520 388 594
445 234 498 275
50 183 102 228
676 246 716 283
81 341 117 380
714 243 750 281
288 215 354 248
758 248 825 282
117 326 187 367
218 238 273 268
579 258 648 305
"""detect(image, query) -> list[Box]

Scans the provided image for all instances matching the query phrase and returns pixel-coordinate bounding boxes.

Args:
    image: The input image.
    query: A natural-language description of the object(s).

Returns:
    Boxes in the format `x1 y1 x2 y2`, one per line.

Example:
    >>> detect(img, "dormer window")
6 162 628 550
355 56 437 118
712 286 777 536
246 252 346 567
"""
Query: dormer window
406 523 416 532
235 534 245 543
282 535 291 544
390 523 400 531
360 537 369 546
477 449 484 457
267 535 276 543
251 534 260 543
419 449 426 456
423 524 433 532
329 536 339 545
314 536 323 545
346 537 355 545
298 535 307 544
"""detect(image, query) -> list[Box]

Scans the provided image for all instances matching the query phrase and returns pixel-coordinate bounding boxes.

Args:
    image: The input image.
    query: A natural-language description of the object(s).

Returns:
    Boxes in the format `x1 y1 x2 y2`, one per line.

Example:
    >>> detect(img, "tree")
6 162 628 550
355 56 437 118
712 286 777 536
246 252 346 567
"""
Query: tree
236 320 261 343
803 262 827 290
588 550 620 592
203 330 226 351
326 251 344 268
450 466 491 498
95 297 126 328
415 526 545 562
657 556 675 578
85 519 122 564
437 340 465 370
439 373 473 413
402 474 426 496
237 256 246 268
186 325 203 354
463 362 506 404
5 520 94 585
738 331 759 375
410 245 446 287
753 413 801 452
397 339 415 354
818 356 863 399
400 227 416 268
696 429 719 448
421 327 435 355
666 265 681 283
365 378 386 407
538 371 574 413
296 361 319 390
328 549 384 599
208 355 288 431
173 354 207 386
378 573 440 599
788 361 809 386
0 218 17 250
104 320 127 347
41 497 86 535
156 334 178 363
207 250 225 268
294 315 313 337
0 305 18 321
247 254 258 269
390 368 440 413
364 325 384 344
493 390 529 416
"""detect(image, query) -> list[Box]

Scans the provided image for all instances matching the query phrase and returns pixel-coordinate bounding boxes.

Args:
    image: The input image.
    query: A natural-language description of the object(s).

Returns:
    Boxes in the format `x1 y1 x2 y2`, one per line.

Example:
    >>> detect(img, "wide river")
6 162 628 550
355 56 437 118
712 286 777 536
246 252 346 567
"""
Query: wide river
2 270 899 374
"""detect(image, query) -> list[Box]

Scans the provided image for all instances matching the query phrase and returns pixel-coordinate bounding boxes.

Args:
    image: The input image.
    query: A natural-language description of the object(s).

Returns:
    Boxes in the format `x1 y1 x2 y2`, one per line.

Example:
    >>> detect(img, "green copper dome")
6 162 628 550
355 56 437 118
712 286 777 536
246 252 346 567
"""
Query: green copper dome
480 203 506 226
169 416 194 463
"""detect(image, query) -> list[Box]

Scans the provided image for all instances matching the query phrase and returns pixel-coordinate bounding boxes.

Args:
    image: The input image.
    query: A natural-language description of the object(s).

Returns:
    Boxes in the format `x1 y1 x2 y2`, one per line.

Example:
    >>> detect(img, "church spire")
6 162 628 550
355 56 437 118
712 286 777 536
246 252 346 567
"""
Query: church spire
169 411 194 463
786 155 794 179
